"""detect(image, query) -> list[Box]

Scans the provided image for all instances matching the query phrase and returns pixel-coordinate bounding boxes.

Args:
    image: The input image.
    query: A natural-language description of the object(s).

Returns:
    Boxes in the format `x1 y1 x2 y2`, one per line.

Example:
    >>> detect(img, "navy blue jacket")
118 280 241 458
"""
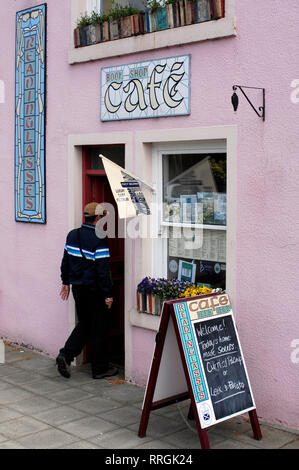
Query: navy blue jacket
60 223 113 298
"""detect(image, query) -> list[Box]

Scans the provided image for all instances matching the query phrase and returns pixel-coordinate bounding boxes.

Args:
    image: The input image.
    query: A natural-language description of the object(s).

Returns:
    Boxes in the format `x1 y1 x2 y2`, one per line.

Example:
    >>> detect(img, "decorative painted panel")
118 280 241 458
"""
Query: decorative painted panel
15 4 46 223
100 55 190 121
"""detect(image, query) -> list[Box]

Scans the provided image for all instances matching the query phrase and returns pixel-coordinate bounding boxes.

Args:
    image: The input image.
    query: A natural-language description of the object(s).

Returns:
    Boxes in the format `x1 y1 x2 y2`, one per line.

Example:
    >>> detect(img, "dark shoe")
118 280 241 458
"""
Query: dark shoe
92 367 118 380
56 354 70 379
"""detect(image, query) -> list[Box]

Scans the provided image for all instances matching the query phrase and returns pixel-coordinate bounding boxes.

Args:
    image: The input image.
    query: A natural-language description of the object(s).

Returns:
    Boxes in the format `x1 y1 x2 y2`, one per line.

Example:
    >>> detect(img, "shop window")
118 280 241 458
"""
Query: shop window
153 142 226 290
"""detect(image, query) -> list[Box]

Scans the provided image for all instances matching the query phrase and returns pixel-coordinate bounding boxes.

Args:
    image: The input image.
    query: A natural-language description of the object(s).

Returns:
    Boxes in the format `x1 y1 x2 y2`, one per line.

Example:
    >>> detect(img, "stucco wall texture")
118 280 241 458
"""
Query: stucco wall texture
0 0 298 430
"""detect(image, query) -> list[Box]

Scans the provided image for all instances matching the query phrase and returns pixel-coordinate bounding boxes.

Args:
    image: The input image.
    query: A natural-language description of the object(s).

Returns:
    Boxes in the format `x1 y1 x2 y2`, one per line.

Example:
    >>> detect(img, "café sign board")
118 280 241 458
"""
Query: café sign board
100 55 190 121
139 292 261 449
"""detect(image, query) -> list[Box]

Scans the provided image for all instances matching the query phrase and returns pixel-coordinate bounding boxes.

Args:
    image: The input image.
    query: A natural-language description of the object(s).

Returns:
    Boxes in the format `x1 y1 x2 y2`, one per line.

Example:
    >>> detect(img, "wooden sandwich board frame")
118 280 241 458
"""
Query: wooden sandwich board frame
138 293 262 449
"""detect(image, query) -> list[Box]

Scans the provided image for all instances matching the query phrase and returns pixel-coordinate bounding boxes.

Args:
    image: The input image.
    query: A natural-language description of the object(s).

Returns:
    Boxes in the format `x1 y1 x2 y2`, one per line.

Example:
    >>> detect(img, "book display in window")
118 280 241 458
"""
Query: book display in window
214 193 226 225
194 0 210 23
155 7 169 31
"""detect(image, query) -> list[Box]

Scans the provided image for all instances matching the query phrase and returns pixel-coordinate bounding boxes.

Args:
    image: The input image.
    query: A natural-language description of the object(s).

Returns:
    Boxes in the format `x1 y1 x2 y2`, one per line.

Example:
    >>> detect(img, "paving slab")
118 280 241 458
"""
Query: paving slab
20 377 72 395
0 407 23 423
17 428 78 449
235 424 299 449
99 405 144 427
88 427 152 449
11 395 61 415
70 395 121 414
162 426 227 449
62 440 103 449
49 388 94 404
34 405 89 426
0 416 50 440
1 370 45 386
0 387 33 405
0 440 28 449
58 415 118 439
128 413 186 439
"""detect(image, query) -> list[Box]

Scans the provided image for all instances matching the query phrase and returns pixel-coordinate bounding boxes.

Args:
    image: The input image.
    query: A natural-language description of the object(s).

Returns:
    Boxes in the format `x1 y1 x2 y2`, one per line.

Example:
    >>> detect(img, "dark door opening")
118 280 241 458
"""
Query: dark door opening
82 145 125 368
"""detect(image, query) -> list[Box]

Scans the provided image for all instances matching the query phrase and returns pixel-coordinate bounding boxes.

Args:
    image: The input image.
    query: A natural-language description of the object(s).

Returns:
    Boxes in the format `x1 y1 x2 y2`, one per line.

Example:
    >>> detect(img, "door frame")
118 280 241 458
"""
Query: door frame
82 148 125 366
67 133 133 378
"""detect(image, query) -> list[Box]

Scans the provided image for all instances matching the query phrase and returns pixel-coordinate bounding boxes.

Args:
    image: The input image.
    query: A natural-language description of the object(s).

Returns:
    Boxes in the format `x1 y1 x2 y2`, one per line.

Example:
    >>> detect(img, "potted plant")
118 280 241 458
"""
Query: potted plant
76 13 92 47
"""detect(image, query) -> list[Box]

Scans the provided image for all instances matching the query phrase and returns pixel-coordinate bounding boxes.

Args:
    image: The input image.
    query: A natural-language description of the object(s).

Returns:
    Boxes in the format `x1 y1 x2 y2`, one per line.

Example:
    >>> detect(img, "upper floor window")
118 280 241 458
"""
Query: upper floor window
70 0 235 64
86 0 102 14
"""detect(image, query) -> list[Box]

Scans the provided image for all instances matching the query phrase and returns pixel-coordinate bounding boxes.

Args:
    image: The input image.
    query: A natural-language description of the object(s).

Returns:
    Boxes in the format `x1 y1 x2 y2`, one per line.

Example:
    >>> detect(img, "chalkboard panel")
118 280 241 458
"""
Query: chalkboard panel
194 314 254 421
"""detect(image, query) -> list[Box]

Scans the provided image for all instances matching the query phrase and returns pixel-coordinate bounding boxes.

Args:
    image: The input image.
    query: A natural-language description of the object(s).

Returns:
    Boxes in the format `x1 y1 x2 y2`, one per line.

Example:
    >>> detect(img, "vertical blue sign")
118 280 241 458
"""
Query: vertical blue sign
174 302 208 403
15 4 46 223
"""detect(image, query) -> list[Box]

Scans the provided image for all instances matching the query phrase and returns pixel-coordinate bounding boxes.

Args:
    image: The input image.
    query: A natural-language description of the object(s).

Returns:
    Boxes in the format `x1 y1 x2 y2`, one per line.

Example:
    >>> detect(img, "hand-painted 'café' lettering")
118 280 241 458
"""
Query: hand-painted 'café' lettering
15 5 46 223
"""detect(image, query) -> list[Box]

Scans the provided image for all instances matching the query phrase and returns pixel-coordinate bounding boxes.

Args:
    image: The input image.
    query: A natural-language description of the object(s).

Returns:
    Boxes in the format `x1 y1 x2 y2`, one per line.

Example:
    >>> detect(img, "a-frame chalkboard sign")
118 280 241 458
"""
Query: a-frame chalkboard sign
138 293 262 449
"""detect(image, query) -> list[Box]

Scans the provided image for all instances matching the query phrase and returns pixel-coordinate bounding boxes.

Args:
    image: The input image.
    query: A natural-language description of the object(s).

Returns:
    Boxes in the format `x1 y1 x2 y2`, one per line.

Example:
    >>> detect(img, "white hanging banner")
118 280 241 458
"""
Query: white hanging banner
101 155 151 219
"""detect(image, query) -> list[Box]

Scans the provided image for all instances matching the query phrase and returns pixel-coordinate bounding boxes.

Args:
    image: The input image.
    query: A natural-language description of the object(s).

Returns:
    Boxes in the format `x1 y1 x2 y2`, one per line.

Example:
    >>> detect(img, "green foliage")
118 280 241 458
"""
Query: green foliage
77 2 140 27
77 13 92 28
109 1 139 19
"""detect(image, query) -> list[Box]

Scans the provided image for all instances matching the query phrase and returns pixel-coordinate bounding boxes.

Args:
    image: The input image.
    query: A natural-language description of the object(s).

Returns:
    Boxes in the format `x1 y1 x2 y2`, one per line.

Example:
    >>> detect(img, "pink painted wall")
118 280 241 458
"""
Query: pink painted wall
0 0 298 430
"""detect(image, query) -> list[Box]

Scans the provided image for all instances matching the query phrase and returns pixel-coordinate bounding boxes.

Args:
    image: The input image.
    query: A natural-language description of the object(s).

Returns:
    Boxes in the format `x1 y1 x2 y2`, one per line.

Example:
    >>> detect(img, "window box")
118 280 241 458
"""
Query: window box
73 0 225 48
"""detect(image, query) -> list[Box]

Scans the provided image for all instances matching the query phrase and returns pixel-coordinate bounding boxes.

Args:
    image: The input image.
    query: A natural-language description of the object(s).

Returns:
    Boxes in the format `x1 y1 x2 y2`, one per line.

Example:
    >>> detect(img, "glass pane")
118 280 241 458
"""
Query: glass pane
162 153 226 226
162 153 226 290
90 145 125 170
166 227 226 289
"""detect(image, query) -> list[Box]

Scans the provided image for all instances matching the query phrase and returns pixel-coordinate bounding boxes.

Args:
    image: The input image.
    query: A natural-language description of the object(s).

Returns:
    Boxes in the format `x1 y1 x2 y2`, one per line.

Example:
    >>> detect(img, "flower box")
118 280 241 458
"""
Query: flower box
137 276 223 316
73 0 225 48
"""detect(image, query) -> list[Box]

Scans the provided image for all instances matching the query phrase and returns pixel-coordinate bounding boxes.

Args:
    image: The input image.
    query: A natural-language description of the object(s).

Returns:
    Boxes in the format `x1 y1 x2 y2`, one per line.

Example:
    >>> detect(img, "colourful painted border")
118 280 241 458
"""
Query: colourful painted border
15 4 46 223
174 301 208 403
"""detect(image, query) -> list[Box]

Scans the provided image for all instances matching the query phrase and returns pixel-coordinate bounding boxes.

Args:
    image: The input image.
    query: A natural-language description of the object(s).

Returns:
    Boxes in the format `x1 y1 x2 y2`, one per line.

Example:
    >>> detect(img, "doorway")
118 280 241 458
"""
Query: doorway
82 145 125 368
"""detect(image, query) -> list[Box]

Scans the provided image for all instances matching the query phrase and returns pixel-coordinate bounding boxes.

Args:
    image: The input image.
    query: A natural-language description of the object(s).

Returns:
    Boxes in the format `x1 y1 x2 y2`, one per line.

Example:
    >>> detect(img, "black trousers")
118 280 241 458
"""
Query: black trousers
60 285 110 375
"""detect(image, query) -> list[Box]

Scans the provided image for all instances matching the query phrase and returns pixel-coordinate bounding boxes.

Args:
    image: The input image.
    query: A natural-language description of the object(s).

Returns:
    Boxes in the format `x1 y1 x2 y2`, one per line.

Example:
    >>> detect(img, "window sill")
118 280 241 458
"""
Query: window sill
68 11 236 64
130 308 160 331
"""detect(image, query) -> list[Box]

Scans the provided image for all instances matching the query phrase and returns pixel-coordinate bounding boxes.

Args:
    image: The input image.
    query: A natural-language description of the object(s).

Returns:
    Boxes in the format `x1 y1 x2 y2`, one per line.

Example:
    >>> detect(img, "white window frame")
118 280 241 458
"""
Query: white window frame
152 140 227 280
86 0 101 14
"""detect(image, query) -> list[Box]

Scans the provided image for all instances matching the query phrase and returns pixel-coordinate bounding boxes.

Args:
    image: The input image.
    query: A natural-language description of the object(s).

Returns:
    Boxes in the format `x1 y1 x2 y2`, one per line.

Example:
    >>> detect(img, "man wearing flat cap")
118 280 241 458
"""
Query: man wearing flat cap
56 202 117 380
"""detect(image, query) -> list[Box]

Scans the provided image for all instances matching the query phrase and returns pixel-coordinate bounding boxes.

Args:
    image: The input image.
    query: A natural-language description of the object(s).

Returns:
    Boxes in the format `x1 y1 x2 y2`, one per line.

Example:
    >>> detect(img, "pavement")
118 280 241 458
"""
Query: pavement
0 342 298 451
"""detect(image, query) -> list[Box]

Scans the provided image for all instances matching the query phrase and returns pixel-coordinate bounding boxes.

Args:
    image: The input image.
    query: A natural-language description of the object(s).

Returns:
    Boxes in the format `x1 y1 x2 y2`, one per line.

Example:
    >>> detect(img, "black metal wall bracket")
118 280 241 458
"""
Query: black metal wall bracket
231 85 265 121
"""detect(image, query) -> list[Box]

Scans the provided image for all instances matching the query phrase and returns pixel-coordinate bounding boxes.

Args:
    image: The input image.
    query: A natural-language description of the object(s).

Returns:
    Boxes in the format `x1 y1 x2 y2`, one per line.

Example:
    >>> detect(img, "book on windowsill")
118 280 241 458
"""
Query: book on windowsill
214 0 225 18
155 7 169 31
74 27 80 47
101 21 110 41
194 0 211 23
167 4 174 28
120 15 133 38
184 0 193 25
179 0 185 26
110 19 120 40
